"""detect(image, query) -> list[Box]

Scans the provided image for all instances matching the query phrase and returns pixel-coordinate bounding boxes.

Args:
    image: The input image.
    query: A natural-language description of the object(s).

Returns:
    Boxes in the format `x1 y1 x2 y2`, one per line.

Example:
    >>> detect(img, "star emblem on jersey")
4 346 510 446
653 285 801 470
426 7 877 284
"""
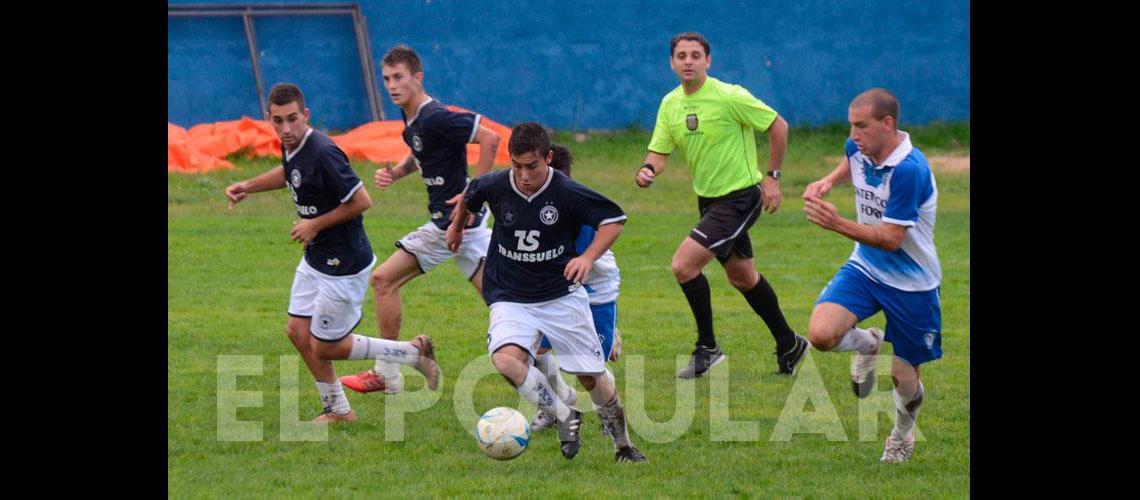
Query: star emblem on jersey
413 135 423 152
686 113 699 131
291 169 302 188
539 205 559 225
501 206 517 226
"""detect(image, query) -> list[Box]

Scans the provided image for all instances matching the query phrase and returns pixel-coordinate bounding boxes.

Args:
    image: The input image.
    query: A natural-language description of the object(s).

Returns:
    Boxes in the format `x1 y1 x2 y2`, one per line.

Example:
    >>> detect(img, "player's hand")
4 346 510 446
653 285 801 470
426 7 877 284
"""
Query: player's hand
225 181 249 209
291 218 320 249
761 175 782 214
635 167 655 188
374 166 396 189
609 327 622 362
803 179 833 200
564 256 594 284
803 195 841 230
446 222 464 252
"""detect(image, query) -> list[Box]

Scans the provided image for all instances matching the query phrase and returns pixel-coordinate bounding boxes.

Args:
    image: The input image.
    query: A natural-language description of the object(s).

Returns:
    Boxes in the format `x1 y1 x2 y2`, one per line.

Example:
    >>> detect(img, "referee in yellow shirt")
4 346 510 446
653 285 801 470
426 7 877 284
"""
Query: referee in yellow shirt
636 32 809 378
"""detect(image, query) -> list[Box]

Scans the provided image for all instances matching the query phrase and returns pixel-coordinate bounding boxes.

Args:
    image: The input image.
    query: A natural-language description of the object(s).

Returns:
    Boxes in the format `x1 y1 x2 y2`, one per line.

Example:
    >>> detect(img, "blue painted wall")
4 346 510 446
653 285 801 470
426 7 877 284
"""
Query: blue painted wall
169 0 969 130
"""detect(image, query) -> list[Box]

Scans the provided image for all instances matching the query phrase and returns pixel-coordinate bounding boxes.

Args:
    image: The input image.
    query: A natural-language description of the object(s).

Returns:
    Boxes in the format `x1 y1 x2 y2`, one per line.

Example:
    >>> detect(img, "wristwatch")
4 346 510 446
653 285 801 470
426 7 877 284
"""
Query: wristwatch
767 170 781 180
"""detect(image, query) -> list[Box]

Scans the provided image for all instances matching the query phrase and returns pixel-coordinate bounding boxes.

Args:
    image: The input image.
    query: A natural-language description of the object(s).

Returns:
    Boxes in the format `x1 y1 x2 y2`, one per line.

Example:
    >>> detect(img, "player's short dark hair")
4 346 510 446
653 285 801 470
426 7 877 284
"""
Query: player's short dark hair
382 44 423 74
508 123 552 158
548 144 574 177
670 32 710 57
267 83 305 112
851 88 900 125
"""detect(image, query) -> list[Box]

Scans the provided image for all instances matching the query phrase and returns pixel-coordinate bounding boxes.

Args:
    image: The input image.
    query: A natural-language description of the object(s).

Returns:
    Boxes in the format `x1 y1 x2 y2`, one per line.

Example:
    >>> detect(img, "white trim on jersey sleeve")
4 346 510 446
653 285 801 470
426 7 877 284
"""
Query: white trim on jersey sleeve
599 215 628 226
340 181 364 203
285 128 315 162
881 216 916 227
468 114 482 143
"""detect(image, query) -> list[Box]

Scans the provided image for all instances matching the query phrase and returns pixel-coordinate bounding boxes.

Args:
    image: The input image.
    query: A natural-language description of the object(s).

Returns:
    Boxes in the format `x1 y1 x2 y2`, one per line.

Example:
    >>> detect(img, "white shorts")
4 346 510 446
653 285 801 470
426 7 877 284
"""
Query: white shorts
487 287 606 375
287 254 377 342
396 220 490 280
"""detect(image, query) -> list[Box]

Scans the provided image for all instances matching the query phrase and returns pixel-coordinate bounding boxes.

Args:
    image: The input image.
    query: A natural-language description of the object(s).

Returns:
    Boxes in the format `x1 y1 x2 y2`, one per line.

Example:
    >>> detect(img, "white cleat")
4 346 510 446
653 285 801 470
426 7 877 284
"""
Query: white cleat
880 433 916 463
850 327 885 398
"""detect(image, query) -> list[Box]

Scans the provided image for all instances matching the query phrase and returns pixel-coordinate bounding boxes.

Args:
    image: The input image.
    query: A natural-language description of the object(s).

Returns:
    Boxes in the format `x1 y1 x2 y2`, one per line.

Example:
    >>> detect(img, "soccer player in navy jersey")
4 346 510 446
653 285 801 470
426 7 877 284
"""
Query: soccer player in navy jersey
528 144 625 437
340 45 502 394
803 89 942 463
446 123 646 463
224 83 440 423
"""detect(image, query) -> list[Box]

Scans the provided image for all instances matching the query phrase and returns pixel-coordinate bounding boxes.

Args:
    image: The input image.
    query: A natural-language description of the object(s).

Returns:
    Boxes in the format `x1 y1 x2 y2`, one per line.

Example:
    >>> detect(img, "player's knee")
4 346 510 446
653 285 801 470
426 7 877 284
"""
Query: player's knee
370 270 396 294
311 339 337 360
671 259 698 282
285 323 306 342
727 272 758 291
807 324 837 351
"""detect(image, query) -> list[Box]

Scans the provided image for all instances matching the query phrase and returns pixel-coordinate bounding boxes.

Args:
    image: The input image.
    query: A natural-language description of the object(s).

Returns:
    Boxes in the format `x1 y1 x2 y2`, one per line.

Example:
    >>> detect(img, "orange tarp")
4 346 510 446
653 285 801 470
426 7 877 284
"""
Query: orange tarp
168 106 512 173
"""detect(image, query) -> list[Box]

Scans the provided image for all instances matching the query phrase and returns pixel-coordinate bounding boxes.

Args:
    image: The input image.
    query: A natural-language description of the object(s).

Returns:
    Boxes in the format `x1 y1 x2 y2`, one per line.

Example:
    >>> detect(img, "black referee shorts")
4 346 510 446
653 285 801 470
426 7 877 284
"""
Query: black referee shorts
689 184 763 264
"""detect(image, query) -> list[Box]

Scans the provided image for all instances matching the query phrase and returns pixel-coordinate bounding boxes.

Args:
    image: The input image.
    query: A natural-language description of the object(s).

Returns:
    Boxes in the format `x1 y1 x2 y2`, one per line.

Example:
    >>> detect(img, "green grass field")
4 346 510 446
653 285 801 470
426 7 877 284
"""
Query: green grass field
168 123 969 497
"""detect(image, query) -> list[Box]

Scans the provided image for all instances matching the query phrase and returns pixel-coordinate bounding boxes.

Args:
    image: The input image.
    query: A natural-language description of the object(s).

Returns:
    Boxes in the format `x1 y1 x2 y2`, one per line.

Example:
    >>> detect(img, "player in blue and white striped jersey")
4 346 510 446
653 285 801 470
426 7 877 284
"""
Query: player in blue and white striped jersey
802 88 942 464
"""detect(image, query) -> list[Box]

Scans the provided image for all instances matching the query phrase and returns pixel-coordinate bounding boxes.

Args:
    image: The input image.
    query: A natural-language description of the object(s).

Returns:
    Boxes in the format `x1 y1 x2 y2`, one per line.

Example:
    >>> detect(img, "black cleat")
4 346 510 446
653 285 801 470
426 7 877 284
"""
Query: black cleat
676 344 725 379
775 335 810 375
557 408 582 459
615 445 647 463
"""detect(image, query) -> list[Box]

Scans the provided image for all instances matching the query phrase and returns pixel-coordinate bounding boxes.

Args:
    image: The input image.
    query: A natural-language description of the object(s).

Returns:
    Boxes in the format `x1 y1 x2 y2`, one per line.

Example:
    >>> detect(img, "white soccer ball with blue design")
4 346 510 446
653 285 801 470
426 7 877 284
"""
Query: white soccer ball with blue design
476 407 530 460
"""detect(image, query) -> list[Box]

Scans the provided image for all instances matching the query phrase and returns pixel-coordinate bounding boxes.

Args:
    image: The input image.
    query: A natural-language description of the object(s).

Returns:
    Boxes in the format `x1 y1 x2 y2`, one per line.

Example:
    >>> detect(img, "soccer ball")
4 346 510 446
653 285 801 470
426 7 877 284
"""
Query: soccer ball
475 407 530 460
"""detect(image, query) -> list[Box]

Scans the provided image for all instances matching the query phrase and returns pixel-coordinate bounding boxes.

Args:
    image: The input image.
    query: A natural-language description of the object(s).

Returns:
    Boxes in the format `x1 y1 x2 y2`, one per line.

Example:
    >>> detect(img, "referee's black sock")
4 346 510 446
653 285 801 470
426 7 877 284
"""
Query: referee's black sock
741 274 797 353
679 273 716 349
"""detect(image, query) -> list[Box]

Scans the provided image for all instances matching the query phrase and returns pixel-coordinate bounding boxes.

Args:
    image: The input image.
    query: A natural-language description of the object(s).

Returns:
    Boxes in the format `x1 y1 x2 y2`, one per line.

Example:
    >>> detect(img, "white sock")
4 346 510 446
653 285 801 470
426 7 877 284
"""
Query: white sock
535 351 574 403
833 327 879 354
891 381 924 441
347 334 419 364
517 366 571 422
316 380 351 415
373 359 401 380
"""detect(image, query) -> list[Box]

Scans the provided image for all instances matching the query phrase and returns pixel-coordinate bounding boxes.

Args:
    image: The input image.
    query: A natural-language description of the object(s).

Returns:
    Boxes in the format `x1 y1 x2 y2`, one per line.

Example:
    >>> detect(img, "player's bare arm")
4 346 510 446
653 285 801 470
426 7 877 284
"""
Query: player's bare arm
564 221 625 283
803 156 851 200
635 151 669 188
291 187 373 247
761 115 788 213
225 165 286 208
445 190 470 252
803 195 907 251
374 154 418 189
471 125 501 178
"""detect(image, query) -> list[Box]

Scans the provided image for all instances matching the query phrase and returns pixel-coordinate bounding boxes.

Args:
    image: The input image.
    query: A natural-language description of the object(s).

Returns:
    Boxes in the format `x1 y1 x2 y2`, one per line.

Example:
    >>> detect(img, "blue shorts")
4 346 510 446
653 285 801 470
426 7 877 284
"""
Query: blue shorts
816 262 942 365
540 301 616 362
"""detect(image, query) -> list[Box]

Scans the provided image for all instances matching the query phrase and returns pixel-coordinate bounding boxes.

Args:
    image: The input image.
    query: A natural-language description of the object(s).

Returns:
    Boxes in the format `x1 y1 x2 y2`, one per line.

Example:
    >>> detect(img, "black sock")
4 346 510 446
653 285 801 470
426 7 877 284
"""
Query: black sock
679 273 715 349
741 275 796 352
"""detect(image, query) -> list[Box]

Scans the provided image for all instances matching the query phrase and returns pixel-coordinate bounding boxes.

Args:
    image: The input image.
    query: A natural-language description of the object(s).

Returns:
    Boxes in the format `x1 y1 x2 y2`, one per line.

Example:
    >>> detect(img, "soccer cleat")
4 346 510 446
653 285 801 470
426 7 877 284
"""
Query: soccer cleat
775 334 810 375
850 327 885 398
339 368 403 394
880 433 916 463
557 408 583 459
313 408 357 423
410 335 441 391
676 344 725 379
615 445 647 463
531 409 557 432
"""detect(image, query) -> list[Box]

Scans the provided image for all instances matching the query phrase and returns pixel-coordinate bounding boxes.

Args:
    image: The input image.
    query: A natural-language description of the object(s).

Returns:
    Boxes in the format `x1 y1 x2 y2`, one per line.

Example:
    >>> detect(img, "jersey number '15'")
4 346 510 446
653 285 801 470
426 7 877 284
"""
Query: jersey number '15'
514 230 540 251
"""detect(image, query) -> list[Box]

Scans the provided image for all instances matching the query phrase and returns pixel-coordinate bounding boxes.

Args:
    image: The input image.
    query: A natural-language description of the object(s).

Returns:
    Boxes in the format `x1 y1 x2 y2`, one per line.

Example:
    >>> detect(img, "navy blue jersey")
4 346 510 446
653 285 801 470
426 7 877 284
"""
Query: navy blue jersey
282 128 373 276
464 168 627 305
402 97 487 230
